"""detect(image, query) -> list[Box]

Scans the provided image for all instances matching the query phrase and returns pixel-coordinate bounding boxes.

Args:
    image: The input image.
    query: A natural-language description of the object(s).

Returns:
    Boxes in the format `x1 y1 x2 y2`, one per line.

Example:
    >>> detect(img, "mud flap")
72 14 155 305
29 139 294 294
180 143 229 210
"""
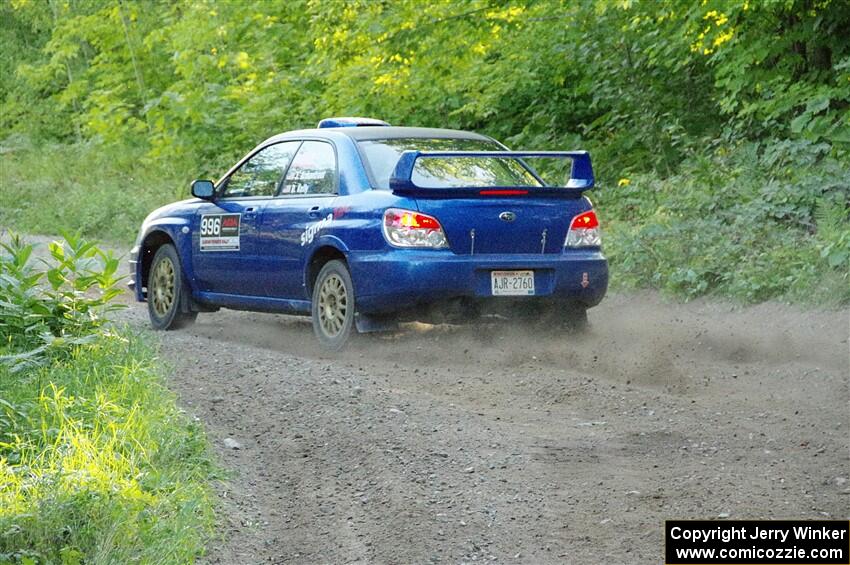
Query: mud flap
355 312 398 333
181 281 219 313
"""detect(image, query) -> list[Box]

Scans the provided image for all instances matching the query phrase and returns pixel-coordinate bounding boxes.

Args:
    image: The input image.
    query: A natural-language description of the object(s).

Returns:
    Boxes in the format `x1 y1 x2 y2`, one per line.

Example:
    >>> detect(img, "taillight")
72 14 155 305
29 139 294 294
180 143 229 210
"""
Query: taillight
565 210 601 247
382 208 449 248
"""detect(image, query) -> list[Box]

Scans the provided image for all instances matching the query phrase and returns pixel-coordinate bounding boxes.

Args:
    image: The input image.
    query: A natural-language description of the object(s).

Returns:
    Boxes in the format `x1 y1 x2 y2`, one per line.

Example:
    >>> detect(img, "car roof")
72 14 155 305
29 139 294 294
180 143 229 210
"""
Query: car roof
265 126 493 145
334 126 492 142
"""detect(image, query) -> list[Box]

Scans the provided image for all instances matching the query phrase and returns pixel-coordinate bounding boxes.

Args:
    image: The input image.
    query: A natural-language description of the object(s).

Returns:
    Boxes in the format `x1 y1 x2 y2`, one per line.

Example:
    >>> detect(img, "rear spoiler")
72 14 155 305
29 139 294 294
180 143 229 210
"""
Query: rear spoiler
388 150 594 196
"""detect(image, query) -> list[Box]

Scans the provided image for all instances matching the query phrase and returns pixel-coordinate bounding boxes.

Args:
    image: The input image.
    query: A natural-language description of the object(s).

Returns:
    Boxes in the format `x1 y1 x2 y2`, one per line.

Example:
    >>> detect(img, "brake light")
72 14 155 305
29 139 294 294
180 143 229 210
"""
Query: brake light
565 210 601 247
479 189 529 196
383 208 448 248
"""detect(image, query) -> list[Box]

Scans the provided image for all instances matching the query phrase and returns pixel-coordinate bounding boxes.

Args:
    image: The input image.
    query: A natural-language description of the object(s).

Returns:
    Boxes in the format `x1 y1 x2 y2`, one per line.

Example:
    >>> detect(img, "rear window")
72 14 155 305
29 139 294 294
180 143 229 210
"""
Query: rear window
358 138 543 190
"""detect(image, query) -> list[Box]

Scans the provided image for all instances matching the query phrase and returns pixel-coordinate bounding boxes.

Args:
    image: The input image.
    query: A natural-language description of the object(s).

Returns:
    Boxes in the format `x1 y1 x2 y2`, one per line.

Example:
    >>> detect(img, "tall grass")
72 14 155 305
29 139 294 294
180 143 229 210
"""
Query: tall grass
0 333 216 564
0 235 216 563
0 142 195 244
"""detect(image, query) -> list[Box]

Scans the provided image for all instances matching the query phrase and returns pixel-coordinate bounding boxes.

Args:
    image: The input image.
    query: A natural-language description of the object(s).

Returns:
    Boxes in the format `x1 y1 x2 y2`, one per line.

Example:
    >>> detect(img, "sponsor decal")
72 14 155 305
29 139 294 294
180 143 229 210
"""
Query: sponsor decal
200 213 241 251
301 212 334 246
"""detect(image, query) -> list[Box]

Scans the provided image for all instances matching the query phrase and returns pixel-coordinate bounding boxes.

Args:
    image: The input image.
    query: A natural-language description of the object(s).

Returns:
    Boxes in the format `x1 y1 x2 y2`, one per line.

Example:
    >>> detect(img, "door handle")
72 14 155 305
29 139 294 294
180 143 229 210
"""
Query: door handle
243 206 257 220
308 206 321 218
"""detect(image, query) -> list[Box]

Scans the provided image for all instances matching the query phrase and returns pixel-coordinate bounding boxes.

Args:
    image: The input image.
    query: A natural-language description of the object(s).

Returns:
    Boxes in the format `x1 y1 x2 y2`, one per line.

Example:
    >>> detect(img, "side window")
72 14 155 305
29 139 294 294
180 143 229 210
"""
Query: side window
221 141 300 198
280 141 337 196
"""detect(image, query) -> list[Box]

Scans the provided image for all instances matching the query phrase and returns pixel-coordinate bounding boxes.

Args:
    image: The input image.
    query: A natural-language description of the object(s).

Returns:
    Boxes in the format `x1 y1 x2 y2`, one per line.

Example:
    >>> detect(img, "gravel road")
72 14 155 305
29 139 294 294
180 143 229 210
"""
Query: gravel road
9 234 849 563
118 290 849 564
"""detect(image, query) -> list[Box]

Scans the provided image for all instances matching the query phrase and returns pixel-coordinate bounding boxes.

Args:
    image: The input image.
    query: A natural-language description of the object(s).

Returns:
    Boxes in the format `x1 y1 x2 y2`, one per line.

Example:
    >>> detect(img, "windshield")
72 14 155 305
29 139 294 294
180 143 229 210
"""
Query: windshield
357 137 544 190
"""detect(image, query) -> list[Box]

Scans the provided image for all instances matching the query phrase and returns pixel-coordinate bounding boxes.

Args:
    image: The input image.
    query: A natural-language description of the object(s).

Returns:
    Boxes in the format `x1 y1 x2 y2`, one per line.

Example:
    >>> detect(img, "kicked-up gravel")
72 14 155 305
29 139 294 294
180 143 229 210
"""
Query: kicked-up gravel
117 292 849 564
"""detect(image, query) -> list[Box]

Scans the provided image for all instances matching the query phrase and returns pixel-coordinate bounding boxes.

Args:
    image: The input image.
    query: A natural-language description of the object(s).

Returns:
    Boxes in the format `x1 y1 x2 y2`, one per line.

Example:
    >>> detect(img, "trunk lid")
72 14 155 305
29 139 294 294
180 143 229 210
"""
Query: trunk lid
385 149 596 254
415 196 589 255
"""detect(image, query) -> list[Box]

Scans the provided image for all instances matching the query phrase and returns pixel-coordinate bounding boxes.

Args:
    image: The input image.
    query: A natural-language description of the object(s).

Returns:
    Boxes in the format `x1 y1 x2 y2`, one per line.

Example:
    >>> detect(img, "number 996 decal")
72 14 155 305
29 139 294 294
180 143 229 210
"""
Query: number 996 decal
200 213 240 251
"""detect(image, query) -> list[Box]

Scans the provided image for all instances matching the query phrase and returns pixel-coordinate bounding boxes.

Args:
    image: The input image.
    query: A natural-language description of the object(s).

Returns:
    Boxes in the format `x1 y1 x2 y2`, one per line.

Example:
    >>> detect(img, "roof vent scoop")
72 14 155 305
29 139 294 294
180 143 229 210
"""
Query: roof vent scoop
317 117 390 128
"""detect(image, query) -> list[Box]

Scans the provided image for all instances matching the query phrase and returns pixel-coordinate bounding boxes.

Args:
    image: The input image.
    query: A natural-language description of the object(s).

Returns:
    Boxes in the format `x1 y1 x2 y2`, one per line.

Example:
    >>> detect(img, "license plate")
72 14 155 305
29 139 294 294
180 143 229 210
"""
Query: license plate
491 270 535 296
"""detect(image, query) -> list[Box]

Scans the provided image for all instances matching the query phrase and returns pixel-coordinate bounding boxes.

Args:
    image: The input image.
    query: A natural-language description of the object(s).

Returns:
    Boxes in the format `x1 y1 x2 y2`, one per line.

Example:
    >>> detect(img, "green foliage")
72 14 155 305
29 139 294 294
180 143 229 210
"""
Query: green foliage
5 0 846 171
0 0 847 303
0 233 215 563
0 232 124 368
0 331 216 564
0 143 192 243
697 1 850 146
815 199 850 270
598 140 850 304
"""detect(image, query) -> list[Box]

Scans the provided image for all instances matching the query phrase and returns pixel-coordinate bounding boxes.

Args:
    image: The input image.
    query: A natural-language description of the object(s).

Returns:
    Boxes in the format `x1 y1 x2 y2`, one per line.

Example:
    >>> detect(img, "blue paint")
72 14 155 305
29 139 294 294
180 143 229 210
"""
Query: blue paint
194 291 311 315
130 125 608 327
317 117 390 128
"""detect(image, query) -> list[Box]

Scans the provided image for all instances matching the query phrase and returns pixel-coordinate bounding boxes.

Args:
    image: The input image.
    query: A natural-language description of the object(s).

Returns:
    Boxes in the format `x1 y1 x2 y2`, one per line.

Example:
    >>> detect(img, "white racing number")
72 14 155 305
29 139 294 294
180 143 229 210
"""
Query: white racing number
200 216 222 237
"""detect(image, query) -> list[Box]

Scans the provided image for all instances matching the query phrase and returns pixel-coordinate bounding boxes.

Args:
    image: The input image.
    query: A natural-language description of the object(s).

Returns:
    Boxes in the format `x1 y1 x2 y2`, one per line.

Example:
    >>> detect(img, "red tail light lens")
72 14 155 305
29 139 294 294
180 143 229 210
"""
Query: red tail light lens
383 208 449 248
565 210 601 247
570 210 599 229
479 189 529 196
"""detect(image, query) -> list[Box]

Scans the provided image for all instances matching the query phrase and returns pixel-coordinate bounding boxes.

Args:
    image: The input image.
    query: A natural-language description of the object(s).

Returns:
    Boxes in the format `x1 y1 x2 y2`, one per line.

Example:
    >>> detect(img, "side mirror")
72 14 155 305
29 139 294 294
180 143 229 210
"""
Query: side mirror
191 179 215 200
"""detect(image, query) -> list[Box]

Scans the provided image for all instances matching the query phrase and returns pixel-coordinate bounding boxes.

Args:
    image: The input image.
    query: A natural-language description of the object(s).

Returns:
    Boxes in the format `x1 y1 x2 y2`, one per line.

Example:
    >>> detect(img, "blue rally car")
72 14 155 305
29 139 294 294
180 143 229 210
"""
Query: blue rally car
130 118 608 349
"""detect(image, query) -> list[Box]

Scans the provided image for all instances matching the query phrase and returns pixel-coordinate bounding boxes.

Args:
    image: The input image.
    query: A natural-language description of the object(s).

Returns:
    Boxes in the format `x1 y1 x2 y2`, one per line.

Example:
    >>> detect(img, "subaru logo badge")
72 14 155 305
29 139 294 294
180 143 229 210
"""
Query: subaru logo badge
499 211 516 222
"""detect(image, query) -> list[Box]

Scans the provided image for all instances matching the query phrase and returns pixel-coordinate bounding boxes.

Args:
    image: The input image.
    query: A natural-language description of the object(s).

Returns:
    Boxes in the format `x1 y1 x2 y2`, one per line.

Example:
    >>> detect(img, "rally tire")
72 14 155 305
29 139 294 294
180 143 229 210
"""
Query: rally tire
147 244 197 330
311 260 355 350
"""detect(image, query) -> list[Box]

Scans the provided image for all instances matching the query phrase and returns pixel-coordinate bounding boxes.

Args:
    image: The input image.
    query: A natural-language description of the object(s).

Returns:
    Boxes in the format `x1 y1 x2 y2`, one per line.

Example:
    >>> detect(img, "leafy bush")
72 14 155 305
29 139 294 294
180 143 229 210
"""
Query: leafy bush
1 232 124 369
0 234 216 563
597 140 850 304
1 1 847 303
2 1 848 175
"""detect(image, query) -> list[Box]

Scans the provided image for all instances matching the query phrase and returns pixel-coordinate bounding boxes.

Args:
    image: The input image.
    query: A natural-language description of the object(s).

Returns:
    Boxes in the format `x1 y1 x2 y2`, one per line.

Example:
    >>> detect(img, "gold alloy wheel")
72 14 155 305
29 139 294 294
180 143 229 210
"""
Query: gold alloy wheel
151 256 176 317
318 273 348 337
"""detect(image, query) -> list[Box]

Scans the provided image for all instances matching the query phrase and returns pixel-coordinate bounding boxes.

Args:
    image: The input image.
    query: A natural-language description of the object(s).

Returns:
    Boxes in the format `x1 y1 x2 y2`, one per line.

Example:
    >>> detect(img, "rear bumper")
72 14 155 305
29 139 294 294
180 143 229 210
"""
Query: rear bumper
349 249 608 314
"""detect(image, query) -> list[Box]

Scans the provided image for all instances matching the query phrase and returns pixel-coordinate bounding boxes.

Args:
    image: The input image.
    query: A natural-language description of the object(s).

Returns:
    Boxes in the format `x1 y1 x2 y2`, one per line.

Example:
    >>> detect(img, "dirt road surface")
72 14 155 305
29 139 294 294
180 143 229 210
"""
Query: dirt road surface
9 234 849 563
118 290 849 564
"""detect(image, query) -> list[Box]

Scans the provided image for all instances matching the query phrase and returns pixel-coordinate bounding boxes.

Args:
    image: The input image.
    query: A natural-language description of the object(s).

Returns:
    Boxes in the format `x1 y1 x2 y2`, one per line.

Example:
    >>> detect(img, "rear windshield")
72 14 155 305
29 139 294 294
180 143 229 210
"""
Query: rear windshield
357 137 543 189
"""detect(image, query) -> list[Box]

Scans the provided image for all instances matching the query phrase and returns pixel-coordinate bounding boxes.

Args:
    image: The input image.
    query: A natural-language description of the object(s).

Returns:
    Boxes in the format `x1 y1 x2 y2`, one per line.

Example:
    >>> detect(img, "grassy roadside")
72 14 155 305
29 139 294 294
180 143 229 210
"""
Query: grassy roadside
595 141 850 306
0 333 217 564
0 235 217 563
1 141 847 305
0 141 196 245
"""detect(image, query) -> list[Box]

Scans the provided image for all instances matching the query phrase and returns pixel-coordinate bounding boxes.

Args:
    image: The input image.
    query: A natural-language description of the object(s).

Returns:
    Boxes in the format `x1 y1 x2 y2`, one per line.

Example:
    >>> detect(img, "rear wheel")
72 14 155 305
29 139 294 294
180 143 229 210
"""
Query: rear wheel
147 244 197 330
312 260 355 350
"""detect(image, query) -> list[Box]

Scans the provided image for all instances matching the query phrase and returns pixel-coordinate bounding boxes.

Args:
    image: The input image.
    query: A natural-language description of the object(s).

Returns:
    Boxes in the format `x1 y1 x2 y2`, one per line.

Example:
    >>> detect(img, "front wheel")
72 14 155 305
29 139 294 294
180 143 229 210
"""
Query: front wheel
311 260 355 350
147 244 197 330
